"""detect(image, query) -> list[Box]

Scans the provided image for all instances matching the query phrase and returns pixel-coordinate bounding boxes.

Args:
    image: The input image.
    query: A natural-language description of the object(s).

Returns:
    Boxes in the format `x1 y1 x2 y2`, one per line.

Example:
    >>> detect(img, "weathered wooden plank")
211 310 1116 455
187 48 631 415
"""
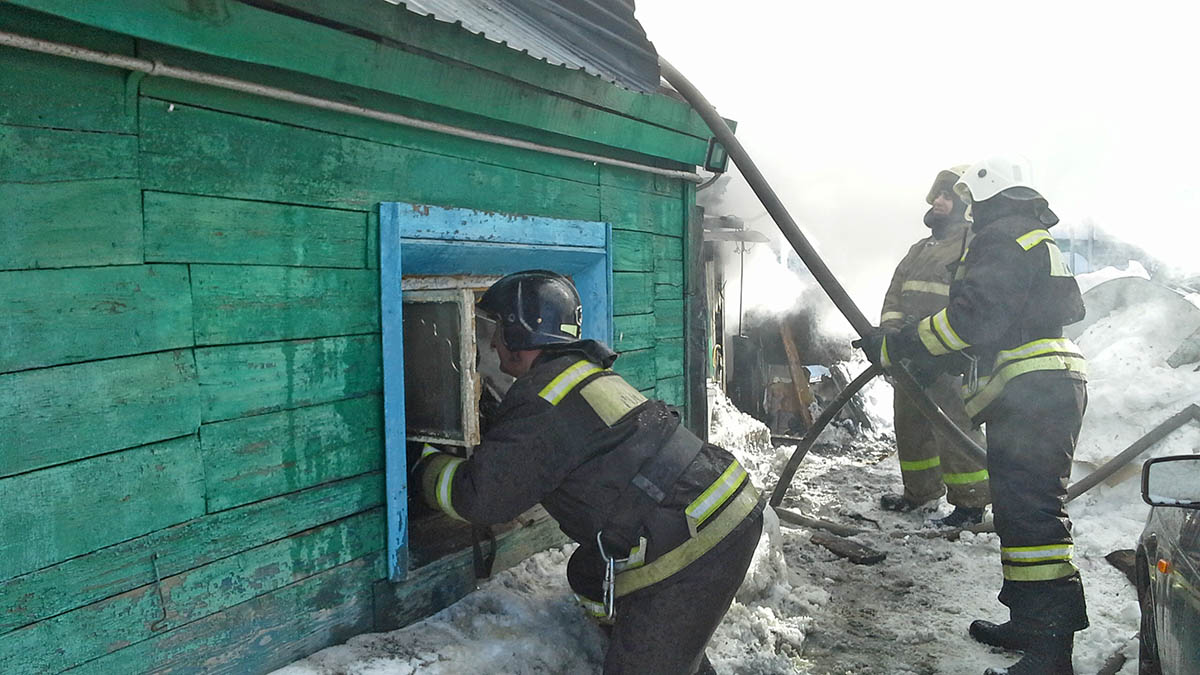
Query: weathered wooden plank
613 313 655 353
141 68 603 188
67 554 383 675
366 209 380 270
375 513 567 630
0 511 382 673
613 348 655 392
0 473 382 634
655 266 685 294
0 350 200 478
190 264 379 345
654 233 685 262
262 0 709 138
0 436 205 582
0 124 136 183
0 180 141 271
654 298 685 340
11 0 706 163
601 185 686 238
0 264 192 373
396 203 607 248
200 394 384 512
654 338 685 381
139 98 600 220
0 4 135 133
196 335 382 423
612 230 654 273
613 272 654 315
810 531 887 565
654 376 686 408
144 192 367 268
599 165 686 196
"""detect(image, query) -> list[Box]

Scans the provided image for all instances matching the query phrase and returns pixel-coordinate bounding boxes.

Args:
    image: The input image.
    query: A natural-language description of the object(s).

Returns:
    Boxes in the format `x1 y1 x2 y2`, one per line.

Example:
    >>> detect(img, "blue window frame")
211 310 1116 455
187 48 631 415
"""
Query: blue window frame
379 203 613 581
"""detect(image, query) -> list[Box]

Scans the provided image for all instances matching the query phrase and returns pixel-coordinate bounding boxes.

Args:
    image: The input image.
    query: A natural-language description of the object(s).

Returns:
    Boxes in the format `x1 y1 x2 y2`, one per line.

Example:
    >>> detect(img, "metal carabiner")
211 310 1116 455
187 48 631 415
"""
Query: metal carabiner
595 531 627 622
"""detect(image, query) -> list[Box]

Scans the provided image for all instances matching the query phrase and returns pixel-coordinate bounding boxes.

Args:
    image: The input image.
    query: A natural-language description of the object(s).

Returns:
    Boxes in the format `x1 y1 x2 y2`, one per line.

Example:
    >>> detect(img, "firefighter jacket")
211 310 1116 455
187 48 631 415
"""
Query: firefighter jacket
879 221 971 333
414 349 760 598
882 205 1087 423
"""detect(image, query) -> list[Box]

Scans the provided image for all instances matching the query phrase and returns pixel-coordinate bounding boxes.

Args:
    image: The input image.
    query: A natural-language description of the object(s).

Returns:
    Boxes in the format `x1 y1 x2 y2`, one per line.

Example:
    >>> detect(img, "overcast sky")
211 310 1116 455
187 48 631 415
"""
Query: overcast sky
637 0 1199 318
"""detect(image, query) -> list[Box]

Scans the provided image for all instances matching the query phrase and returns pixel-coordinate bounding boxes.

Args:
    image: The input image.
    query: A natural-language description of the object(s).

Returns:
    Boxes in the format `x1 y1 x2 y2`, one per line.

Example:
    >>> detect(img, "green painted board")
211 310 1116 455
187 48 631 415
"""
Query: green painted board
612 230 654 273
190 264 379 345
0 4 135 133
196 335 382 423
655 338 685 380
0 511 382 673
613 348 655 392
601 185 686 238
10 0 706 163
0 435 205 582
200 394 384 512
0 350 200 478
613 272 654 315
68 554 383 675
654 298 685 340
654 234 685 262
144 192 368 268
0 473 382 634
375 513 566 630
655 266 685 294
140 66 602 189
613 314 655 353
139 99 600 221
599 165 686 196
0 124 136 183
0 264 193 373
654 376 686 408
0 180 141 271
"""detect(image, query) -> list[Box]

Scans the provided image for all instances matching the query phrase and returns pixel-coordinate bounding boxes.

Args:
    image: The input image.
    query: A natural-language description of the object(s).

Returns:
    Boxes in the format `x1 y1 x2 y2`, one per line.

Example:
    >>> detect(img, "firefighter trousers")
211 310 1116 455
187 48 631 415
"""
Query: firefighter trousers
893 373 990 508
985 372 1089 633
568 501 764 674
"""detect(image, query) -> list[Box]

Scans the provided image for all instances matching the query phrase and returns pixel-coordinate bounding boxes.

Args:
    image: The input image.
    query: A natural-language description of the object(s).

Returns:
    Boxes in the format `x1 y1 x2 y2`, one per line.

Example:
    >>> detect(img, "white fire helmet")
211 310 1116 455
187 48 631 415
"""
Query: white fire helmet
954 155 1036 203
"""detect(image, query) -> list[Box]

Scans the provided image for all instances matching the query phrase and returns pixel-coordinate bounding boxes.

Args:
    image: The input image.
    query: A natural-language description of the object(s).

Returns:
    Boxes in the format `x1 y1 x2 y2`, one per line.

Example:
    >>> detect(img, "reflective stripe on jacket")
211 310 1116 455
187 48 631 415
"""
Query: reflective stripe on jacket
885 214 1087 422
417 352 758 579
879 221 971 332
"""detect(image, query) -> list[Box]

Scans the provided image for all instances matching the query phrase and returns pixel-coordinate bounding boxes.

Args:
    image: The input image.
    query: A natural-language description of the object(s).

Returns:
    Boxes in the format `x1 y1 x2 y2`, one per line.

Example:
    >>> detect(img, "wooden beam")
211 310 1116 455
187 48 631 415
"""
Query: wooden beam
778 321 816 428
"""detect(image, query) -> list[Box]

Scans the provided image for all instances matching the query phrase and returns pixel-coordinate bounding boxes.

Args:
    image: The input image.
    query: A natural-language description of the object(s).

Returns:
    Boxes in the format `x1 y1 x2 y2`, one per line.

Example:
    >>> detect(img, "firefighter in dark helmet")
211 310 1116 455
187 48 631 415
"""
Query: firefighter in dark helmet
859 157 1088 675
413 270 764 674
877 164 991 527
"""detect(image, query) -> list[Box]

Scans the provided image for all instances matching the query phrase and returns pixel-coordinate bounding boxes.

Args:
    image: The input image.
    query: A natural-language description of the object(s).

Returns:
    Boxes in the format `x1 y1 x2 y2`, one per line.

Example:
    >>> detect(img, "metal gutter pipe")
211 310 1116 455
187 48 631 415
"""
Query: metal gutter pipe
0 30 704 184
658 58 988 472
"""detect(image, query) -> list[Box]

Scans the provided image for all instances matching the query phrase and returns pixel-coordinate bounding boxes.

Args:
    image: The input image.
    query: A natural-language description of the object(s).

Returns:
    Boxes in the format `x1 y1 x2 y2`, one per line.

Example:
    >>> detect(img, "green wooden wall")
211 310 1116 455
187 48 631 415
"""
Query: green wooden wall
0 2 703 672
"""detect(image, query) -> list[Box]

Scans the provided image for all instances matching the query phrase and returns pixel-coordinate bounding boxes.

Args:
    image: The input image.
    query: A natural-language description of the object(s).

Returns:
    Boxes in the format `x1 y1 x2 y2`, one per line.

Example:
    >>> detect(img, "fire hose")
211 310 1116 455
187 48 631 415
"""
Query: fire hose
658 59 988 504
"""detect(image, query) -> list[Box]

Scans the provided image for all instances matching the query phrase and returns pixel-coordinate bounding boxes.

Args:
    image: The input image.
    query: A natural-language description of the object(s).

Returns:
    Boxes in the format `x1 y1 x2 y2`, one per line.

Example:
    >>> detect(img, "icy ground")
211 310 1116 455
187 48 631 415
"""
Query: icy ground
275 271 1199 675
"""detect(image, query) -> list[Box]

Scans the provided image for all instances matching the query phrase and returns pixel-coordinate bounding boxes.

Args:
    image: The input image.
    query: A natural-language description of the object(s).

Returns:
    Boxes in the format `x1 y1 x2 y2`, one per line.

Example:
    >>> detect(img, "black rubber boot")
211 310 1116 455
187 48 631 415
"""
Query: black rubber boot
931 506 984 529
880 493 921 512
983 632 1074 675
969 620 1033 650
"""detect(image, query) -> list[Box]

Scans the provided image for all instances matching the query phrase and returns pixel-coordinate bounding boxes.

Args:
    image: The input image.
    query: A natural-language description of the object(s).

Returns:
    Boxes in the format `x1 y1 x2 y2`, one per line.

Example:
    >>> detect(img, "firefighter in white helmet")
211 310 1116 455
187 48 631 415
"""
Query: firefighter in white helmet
860 156 1088 675
877 165 991 527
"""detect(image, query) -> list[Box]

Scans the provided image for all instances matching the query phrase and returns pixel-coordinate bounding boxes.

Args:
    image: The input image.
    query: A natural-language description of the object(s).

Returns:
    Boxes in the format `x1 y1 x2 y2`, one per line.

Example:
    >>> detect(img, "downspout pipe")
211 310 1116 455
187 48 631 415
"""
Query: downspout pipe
659 58 988 468
0 30 704 184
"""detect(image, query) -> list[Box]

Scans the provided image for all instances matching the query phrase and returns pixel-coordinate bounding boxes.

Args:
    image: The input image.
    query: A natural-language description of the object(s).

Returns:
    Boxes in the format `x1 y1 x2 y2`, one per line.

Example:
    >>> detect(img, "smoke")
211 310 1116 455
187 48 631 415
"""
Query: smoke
640 0 1200 289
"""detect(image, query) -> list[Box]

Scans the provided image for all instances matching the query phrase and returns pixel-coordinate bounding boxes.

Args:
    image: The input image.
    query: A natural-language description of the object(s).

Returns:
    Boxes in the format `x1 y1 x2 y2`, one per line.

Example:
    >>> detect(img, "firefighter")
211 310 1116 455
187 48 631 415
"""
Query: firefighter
413 270 764 675
859 157 1087 675
878 165 991 527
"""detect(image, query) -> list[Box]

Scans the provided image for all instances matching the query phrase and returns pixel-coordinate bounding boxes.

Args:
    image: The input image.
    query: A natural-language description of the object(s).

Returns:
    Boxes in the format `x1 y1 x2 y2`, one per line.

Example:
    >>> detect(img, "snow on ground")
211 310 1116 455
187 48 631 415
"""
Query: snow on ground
275 277 1198 675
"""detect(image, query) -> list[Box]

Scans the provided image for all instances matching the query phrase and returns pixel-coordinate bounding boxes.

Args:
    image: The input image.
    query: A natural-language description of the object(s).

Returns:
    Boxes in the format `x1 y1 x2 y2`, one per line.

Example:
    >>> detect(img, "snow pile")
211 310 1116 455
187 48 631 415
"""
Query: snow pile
1075 260 1150 294
274 319 1187 674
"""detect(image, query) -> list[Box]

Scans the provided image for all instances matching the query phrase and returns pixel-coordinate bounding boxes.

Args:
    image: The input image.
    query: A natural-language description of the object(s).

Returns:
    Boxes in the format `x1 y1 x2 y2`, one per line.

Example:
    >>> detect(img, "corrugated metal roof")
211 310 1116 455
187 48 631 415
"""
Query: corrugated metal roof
384 0 661 93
